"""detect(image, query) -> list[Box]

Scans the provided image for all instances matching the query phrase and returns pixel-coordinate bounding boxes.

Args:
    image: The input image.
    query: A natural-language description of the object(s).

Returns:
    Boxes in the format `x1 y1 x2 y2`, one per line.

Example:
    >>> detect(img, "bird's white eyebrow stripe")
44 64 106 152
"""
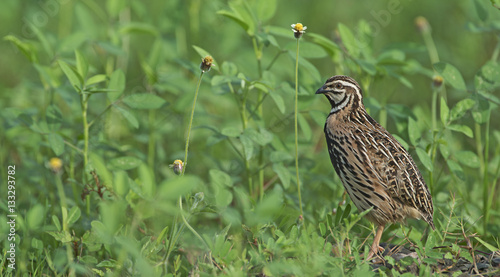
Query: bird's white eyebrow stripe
326 80 359 90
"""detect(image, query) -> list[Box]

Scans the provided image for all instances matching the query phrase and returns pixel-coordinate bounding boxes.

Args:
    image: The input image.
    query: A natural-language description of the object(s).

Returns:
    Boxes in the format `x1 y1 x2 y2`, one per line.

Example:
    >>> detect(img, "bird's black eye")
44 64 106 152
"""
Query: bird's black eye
335 83 343 90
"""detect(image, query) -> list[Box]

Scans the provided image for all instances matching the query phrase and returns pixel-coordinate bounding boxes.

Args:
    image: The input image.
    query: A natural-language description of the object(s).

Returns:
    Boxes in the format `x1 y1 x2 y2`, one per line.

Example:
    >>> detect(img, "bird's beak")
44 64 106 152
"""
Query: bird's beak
315 85 327 95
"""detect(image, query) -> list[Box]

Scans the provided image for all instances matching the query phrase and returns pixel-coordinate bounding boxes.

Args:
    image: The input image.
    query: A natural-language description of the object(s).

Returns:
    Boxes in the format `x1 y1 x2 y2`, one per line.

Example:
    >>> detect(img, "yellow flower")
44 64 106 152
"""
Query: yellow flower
200 56 214 72
49 157 63 173
170 159 184 175
291 23 307 39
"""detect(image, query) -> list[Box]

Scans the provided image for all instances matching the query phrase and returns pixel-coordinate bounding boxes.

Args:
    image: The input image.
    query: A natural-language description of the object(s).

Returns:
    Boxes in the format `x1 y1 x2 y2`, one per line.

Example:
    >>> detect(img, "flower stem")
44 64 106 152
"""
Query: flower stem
183 71 204 174
55 171 75 275
178 196 211 253
294 38 303 217
81 92 90 215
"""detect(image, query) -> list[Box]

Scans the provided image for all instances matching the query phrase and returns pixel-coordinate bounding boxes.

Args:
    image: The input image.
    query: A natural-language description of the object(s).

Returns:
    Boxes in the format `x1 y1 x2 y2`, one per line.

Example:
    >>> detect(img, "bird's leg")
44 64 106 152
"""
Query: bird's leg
366 225 385 260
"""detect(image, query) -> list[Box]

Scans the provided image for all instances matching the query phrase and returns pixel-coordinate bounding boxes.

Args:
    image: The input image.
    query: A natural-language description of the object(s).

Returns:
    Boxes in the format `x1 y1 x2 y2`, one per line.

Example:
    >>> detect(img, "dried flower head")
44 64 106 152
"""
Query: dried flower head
170 159 184 175
49 157 63 173
432 75 444 89
200 56 214 72
291 23 307 39
415 16 430 33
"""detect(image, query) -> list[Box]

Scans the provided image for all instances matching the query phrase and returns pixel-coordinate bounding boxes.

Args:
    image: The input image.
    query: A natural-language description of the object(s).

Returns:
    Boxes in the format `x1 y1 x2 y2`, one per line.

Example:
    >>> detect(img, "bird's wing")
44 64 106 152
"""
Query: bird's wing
348 112 434 228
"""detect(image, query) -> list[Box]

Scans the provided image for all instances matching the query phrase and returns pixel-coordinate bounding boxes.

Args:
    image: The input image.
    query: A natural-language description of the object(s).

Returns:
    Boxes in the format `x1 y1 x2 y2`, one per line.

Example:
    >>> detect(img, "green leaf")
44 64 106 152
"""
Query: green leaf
471 94 491 124
157 176 201 200
408 117 420 146
309 110 327 127
32 238 44 250
319 222 326 236
270 151 293 163
244 128 273 146
27 204 45 230
52 215 61 231
58 60 83 91
138 163 155 198
67 206 81 226
433 62 466 90
298 56 321 82
308 33 340 57
119 22 159 37
89 152 113 189
86 74 107 86
113 171 129 197
221 61 238 76
210 169 233 188
297 113 312 141
34 64 58 88
106 0 126 17
272 163 290 189
473 0 488 21
115 106 139 129
109 156 142 171
75 49 88 79
269 92 285 114
123 94 166 109
425 232 437 250
338 23 360 58
287 52 321 83
4 35 37 62
96 259 117 268
256 0 277 21
28 21 53 59
247 190 282 226
266 25 292 39
447 124 473 138
215 187 233 207
48 133 65 156
475 237 499 252
88 88 117 94
475 61 500 91
240 134 254 160
47 230 72 243
450 98 475 121
341 203 351 221
440 97 449 125
416 147 433 172
356 59 377 76
221 127 241 137
217 10 249 34
392 134 409 151
455 151 480 168
211 75 231 87
108 69 126 102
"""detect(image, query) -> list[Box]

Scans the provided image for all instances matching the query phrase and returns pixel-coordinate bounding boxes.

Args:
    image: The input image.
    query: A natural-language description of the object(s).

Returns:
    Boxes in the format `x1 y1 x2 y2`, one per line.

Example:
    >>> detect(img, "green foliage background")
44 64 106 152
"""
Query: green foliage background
0 0 499 276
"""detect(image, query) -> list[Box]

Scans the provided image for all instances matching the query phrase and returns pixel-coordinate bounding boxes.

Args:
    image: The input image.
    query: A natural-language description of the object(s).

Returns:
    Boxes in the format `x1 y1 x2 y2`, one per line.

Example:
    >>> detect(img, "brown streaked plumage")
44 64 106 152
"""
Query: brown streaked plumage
316 75 434 260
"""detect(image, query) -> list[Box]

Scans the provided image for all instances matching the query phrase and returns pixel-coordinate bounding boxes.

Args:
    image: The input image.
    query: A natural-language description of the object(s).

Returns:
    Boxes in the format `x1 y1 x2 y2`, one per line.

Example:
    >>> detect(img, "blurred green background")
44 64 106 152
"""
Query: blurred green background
1 0 499 275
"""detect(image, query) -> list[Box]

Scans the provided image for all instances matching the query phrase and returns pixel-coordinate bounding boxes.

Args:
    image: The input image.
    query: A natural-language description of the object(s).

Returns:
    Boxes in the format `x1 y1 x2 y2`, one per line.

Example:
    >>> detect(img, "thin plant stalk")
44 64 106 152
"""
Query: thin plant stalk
178 196 211 258
183 71 204 172
251 36 265 202
55 172 75 276
480 114 491 233
428 86 440 192
294 38 304 216
81 92 91 215
148 109 156 167
164 67 211 273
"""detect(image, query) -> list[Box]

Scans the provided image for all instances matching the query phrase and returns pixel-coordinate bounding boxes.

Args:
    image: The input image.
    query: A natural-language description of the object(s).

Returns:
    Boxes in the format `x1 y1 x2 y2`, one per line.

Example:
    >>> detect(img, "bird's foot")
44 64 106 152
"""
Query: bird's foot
365 245 385 261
